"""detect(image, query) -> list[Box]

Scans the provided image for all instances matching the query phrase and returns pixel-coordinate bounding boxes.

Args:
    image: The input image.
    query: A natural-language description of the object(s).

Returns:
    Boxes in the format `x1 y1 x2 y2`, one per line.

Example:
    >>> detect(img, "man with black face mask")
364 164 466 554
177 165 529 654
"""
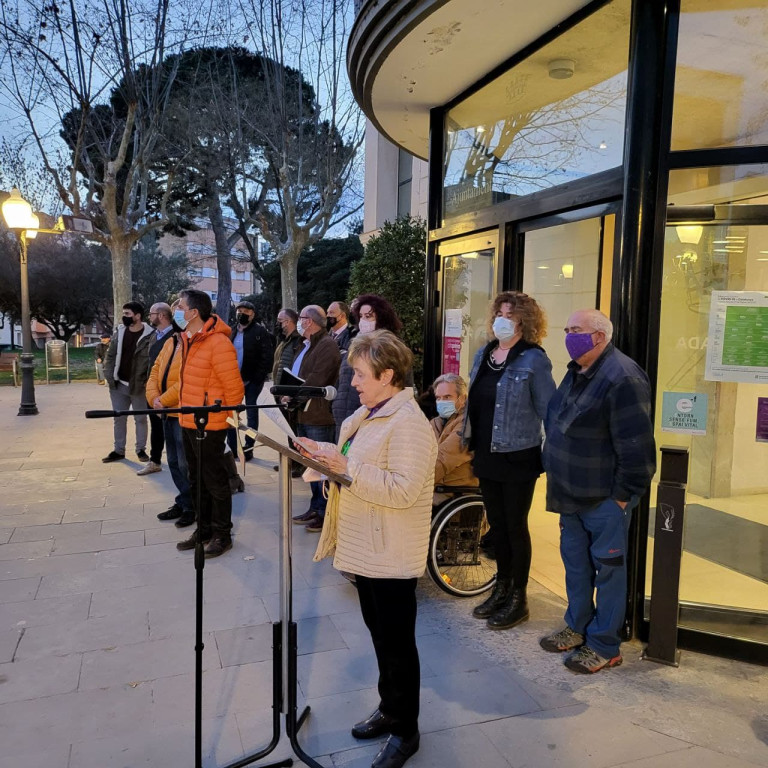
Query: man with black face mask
326 301 352 352
227 301 273 461
102 301 155 463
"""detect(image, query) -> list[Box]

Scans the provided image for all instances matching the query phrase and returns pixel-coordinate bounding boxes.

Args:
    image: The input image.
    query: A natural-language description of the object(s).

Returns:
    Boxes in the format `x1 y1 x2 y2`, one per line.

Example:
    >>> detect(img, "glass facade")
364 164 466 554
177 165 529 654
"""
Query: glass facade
438 234 496 382
649 165 768 643
424 0 768 658
672 1 768 150
442 0 630 220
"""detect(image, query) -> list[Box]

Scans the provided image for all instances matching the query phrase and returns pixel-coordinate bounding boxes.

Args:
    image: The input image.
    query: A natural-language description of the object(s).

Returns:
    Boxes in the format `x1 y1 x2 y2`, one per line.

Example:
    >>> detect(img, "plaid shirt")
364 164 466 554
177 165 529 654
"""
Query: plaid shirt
543 344 656 514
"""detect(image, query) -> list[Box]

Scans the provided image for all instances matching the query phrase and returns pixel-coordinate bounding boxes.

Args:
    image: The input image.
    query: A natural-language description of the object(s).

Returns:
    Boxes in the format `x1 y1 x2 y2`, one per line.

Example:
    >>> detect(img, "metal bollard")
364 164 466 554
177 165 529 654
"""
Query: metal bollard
642 446 689 667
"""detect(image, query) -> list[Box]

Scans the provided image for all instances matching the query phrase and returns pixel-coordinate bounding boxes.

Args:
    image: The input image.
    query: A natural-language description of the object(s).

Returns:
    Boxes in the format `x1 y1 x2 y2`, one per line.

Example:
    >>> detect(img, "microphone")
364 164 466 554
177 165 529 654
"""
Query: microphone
270 385 337 401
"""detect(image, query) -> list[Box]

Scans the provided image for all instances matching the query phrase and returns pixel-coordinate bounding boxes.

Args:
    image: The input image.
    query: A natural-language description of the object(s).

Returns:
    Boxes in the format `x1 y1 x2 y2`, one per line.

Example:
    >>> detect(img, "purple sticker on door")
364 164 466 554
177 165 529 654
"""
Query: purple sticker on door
756 398 768 443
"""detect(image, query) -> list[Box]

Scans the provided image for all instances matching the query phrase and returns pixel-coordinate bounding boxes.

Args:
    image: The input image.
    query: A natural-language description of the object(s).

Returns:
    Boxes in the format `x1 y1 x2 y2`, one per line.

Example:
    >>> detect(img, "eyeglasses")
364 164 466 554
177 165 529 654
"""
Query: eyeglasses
299 315 312 321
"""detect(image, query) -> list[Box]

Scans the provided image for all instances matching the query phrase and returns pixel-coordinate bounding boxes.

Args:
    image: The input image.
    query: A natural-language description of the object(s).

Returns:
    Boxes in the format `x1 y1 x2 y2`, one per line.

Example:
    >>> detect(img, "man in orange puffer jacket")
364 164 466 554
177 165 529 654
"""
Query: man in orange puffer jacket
174 289 244 558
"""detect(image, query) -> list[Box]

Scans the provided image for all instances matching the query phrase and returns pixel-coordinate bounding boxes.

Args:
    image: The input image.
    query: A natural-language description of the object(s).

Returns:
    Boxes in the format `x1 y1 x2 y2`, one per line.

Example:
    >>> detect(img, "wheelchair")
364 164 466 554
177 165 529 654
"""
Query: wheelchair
427 485 496 597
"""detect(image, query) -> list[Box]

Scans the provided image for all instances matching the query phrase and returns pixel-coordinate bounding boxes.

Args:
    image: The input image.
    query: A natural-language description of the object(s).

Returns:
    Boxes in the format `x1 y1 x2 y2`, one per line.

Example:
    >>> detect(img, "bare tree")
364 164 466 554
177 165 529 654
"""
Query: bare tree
227 0 364 308
0 0 215 313
444 79 626 212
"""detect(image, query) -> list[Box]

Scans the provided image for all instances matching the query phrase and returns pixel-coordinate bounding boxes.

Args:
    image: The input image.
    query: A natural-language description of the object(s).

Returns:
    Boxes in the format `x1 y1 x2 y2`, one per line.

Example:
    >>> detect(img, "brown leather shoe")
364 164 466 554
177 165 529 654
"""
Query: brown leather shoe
204 537 233 558
176 531 211 551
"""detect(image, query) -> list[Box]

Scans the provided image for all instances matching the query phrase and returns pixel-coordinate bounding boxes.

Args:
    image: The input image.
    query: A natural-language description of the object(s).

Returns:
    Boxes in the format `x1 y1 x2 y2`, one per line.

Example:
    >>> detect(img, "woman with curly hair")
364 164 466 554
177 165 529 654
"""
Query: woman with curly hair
463 291 556 629
331 294 404 443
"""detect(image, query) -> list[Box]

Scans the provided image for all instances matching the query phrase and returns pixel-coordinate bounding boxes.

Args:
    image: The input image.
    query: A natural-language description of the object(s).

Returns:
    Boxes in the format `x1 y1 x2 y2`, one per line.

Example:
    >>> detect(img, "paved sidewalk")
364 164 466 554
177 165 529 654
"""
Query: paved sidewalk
0 383 766 768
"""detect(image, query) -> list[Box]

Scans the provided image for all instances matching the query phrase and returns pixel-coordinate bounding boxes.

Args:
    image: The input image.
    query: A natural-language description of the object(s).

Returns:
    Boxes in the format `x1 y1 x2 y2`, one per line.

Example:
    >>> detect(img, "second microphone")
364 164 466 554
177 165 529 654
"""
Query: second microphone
270 385 337 401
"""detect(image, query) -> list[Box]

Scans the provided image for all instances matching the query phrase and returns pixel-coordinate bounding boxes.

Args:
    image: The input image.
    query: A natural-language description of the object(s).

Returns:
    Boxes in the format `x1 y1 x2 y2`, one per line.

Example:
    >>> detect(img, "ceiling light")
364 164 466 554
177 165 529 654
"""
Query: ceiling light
598 141 607 150
561 263 574 279
548 58 575 79
676 225 703 245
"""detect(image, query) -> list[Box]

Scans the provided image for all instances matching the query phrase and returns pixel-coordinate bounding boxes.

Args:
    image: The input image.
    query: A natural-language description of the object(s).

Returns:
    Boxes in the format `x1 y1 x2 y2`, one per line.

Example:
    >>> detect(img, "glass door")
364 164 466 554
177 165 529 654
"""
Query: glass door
651 165 768 648
437 232 497 381
517 206 619 601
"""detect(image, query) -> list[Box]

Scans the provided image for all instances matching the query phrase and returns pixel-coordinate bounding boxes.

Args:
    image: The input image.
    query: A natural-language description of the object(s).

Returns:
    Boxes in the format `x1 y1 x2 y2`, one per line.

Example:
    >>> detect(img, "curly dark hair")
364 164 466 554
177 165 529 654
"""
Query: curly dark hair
351 294 403 334
487 291 547 344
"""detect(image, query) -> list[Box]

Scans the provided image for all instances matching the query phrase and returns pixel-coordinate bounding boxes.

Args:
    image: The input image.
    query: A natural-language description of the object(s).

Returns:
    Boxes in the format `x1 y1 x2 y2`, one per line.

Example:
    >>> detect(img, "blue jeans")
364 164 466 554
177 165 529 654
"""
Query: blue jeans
559 496 637 659
163 417 192 513
296 423 335 519
227 378 265 455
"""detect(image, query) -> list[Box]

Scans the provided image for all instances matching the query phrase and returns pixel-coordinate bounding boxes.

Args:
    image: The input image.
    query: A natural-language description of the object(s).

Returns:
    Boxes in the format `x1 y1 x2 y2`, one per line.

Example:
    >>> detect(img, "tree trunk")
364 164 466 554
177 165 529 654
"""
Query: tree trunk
280 250 300 310
208 187 232 320
110 236 134 318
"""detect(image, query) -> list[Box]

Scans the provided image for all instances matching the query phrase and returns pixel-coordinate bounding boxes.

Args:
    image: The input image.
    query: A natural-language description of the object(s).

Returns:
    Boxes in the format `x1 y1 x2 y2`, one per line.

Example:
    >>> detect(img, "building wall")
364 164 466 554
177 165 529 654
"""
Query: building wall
361 119 428 243
157 217 259 304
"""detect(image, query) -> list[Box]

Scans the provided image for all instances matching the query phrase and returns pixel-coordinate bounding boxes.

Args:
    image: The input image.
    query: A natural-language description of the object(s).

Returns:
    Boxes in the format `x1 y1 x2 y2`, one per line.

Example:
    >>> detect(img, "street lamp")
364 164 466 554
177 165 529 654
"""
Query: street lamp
2 188 40 415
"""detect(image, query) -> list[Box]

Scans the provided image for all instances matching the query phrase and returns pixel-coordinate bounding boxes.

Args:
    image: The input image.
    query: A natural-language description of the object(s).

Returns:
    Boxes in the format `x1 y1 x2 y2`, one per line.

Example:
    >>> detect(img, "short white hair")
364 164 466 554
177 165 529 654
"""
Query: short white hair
583 309 613 341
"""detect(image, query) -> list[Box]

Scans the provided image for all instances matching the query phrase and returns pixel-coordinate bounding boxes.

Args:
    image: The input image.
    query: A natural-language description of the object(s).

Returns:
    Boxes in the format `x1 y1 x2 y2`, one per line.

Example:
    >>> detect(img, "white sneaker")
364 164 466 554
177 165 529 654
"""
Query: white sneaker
137 461 162 476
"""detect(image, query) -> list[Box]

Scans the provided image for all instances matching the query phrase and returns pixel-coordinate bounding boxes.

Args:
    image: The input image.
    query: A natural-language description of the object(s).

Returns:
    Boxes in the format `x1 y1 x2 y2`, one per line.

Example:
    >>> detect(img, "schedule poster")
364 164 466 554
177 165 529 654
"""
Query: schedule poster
705 291 768 383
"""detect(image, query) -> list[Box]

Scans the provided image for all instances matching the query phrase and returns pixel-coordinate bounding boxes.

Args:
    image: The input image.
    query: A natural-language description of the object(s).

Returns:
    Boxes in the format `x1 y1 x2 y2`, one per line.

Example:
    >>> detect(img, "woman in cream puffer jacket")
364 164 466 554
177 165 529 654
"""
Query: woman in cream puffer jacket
312 385 437 577
297 330 436 768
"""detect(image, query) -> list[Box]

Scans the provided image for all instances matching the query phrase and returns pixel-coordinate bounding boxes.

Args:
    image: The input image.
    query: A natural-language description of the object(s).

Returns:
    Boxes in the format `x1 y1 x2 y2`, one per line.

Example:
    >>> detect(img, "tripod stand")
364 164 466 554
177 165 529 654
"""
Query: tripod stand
86 400 283 768
223 427 352 768
88 403 349 767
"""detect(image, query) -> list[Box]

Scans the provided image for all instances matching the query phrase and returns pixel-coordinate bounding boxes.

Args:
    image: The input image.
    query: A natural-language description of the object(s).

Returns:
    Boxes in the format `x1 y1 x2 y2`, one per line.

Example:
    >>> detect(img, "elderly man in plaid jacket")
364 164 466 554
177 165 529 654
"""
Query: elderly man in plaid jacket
541 308 655 674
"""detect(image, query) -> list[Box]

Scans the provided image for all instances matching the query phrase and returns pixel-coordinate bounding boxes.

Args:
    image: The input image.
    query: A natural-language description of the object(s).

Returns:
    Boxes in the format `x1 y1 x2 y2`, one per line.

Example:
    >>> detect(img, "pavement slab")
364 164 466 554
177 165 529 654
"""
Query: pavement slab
0 384 766 768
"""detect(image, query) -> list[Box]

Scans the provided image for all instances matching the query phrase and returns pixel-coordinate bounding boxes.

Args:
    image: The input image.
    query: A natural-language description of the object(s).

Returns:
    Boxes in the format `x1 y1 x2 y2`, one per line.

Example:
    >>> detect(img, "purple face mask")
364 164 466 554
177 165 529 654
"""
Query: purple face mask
565 332 596 360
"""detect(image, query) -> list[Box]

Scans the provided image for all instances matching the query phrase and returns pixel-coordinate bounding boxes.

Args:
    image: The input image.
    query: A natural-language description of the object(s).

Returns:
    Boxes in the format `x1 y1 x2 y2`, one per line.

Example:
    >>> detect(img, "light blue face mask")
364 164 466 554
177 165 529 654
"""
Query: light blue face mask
173 309 188 329
436 400 457 419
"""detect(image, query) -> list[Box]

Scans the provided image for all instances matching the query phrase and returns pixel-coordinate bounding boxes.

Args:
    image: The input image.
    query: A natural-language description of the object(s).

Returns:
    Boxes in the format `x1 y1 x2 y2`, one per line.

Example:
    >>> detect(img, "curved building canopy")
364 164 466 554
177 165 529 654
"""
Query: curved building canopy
349 0 593 158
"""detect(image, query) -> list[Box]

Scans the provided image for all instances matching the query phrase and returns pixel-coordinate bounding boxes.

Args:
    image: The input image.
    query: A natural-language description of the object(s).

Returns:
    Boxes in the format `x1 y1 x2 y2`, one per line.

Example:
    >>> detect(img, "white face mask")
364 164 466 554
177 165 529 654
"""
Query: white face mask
296 320 307 336
358 318 376 334
492 316 517 342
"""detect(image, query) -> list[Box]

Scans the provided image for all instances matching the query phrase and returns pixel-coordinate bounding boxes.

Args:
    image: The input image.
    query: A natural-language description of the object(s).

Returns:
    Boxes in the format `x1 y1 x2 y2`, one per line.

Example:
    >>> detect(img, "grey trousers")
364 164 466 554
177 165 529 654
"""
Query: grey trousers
109 381 148 454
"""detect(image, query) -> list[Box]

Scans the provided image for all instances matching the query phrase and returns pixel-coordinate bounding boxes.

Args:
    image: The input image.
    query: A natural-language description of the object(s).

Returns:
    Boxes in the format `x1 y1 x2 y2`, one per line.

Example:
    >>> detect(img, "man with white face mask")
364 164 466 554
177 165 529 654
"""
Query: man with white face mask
540 308 655 674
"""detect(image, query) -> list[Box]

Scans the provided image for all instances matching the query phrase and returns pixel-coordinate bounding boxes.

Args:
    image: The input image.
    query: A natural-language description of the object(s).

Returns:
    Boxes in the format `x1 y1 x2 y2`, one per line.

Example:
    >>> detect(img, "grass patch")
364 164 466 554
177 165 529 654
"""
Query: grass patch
0 346 100 385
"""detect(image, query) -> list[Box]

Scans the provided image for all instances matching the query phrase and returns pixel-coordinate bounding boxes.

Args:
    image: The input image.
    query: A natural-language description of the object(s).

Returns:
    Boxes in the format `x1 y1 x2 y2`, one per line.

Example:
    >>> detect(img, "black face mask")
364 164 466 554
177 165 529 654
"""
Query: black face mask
236 313 251 326
122 316 134 327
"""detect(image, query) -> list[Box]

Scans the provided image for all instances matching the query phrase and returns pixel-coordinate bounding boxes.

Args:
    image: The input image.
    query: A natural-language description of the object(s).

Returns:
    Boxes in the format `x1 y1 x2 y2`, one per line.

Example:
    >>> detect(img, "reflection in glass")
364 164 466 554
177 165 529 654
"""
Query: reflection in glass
442 0 629 219
649 165 768 643
440 249 494 382
522 216 614 376
672 1 768 150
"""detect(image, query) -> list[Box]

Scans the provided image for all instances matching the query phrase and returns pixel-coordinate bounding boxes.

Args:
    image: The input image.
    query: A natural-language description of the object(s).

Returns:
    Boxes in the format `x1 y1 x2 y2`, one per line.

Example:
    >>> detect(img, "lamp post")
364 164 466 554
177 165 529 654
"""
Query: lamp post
2 189 40 416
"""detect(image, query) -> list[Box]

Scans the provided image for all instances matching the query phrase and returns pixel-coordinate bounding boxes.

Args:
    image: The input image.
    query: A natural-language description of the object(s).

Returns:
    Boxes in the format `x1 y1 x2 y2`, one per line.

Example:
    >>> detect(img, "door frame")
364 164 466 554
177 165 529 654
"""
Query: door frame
642 203 768 664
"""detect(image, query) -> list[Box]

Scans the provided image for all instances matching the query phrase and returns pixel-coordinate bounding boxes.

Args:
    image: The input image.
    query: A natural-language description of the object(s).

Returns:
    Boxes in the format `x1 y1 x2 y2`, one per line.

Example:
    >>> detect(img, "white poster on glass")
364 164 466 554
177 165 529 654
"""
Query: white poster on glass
705 291 768 383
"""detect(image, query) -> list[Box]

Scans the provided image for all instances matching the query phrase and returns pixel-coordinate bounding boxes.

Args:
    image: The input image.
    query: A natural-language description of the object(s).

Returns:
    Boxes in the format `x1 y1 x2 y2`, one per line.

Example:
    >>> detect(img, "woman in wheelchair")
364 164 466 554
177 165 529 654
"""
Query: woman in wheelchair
463 291 556 630
430 374 478 506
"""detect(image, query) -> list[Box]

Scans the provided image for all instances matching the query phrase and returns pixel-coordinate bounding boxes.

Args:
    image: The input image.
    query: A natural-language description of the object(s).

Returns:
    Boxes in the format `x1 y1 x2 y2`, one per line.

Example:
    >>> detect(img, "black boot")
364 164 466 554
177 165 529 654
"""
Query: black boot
487 587 529 630
472 578 512 619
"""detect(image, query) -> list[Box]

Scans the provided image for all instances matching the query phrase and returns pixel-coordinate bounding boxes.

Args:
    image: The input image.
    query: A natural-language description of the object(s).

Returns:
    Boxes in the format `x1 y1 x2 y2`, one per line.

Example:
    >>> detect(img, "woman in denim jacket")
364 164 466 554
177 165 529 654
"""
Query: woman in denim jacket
463 291 555 629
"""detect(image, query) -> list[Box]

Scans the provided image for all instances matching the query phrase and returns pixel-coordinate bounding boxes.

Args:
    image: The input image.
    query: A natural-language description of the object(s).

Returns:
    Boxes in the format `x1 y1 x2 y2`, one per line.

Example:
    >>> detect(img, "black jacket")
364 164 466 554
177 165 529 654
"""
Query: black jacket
231 322 273 384
332 325 353 352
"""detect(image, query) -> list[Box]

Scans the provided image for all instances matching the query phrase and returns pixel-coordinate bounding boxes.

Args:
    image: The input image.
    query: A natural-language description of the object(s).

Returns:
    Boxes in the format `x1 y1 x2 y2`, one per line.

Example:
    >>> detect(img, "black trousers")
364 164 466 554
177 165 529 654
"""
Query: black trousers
182 428 232 538
148 413 165 464
478 476 539 586
355 575 419 738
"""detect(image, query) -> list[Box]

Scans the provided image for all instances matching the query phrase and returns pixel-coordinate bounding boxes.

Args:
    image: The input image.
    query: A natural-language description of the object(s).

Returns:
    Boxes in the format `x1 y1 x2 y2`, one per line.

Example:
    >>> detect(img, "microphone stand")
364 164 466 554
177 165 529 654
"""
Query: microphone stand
86 401 288 768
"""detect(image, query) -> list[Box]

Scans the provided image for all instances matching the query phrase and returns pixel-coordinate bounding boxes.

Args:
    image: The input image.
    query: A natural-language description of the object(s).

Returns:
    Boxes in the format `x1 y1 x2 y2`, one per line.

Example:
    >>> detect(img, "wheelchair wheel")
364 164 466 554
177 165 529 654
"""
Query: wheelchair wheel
427 495 496 597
